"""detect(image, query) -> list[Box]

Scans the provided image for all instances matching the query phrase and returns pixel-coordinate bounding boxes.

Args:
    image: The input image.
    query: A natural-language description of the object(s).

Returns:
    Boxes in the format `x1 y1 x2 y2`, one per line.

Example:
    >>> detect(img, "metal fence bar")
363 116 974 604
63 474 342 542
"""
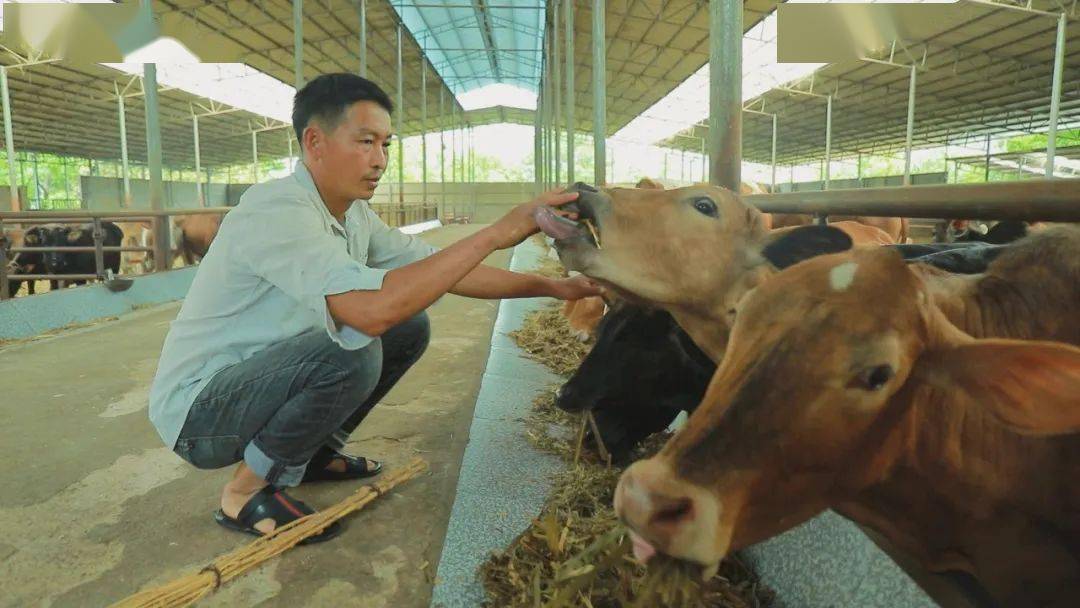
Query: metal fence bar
7 246 151 253
0 208 231 220
748 180 1080 220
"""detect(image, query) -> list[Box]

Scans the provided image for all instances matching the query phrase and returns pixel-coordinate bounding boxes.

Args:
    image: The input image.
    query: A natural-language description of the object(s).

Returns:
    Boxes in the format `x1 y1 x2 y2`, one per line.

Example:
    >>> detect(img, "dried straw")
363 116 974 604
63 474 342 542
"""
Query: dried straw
111 458 428 608
493 316 773 607
509 305 592 377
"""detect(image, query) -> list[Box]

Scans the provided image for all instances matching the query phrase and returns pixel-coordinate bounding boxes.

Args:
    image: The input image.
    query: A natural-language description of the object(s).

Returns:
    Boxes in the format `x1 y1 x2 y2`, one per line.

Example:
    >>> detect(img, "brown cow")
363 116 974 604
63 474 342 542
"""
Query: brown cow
173 213 223 265
765 212 909 243
561 295 607 341
613 245 1080 607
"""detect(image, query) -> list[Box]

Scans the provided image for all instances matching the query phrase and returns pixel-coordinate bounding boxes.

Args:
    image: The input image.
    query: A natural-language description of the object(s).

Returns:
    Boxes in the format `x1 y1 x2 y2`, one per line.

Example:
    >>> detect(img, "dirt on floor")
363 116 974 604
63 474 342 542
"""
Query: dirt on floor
0 224 511 608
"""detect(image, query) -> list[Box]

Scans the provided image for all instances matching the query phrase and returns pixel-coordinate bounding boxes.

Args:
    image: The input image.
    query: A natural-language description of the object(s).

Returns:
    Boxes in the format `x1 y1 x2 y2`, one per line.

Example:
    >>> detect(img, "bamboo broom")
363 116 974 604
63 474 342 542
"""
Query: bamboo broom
111 457 428 608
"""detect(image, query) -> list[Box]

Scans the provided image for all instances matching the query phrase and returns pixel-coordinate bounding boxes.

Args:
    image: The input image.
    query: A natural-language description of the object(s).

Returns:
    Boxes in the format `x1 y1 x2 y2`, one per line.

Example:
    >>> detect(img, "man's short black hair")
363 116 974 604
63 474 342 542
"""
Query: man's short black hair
292 73 394 144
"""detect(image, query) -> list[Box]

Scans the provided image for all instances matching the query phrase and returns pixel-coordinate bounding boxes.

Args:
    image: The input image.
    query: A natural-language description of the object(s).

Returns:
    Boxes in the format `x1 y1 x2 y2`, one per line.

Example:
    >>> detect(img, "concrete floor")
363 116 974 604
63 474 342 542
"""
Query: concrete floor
0 224 509 608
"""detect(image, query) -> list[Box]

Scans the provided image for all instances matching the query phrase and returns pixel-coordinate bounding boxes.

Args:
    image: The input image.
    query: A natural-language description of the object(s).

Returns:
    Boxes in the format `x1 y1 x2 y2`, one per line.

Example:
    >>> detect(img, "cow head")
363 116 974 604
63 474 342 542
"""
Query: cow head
613 246 1080 575
540 183 851 356
556 303 714 415
41 225 77 273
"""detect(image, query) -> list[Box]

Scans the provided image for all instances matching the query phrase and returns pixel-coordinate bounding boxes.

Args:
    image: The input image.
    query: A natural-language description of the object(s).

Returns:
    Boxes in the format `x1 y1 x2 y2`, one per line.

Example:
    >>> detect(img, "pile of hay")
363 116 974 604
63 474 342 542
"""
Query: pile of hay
485 309 773 607
509 305 592 377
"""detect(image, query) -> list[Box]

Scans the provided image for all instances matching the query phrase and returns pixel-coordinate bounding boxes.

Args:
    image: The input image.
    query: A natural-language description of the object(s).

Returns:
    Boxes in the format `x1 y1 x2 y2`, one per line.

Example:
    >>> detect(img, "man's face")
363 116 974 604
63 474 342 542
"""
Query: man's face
306 100 393 201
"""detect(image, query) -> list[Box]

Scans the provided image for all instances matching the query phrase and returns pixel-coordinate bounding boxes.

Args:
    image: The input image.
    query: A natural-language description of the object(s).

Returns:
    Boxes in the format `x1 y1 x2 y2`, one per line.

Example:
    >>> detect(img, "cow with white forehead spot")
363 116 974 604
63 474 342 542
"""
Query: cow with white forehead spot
615 246 1080 606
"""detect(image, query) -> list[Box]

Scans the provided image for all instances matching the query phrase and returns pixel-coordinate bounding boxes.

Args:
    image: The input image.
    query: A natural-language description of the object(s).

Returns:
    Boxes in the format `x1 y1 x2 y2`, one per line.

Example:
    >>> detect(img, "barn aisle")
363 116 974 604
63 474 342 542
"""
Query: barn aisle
0 224 509 608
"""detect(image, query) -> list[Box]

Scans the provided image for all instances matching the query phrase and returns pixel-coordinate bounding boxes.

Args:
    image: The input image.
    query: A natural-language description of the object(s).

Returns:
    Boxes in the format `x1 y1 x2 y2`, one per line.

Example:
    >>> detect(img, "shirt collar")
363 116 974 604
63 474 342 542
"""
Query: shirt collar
293 161 350 235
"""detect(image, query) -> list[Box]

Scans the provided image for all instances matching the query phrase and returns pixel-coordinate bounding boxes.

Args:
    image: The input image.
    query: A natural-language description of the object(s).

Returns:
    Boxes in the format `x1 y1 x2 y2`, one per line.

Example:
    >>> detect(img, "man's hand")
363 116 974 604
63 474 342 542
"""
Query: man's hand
486 189 580 250
547 274 604 301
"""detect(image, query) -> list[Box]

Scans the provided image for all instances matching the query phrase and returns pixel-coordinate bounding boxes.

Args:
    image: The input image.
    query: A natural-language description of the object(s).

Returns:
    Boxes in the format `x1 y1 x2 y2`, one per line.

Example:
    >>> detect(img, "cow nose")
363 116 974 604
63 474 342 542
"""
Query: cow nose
553 384 587 412
615 459 698 555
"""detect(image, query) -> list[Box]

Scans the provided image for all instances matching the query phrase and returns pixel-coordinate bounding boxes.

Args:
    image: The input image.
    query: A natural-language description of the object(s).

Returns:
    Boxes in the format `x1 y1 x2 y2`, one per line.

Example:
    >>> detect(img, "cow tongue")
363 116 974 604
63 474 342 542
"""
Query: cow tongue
628 529 658 563
534 206 583 241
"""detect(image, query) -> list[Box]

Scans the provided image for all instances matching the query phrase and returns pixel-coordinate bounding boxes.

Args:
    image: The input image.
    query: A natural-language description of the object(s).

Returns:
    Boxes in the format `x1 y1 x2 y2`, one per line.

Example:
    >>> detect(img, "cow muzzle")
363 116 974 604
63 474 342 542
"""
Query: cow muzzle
535 182 607 247
614 458 724 574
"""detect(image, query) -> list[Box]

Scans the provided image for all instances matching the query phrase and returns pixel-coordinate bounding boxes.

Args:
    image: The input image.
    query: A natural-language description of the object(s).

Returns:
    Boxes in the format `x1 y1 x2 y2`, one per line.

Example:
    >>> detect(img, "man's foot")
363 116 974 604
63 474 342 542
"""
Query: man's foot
302 448 382 483
215 485 341 544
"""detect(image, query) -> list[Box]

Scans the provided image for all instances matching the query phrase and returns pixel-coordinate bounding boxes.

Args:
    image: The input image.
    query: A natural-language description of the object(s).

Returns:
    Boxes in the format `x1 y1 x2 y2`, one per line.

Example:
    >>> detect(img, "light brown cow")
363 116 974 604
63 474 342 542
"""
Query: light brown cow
765 212 910 243
613 245 1080 607
173 213 223 265
561 295 608 341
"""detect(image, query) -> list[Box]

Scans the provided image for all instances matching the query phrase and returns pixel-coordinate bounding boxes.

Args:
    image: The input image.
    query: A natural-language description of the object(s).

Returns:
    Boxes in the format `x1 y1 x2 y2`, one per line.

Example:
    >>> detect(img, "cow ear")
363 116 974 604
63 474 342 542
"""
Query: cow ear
918 340 1080 436
67 229 83 243
761 225 853 269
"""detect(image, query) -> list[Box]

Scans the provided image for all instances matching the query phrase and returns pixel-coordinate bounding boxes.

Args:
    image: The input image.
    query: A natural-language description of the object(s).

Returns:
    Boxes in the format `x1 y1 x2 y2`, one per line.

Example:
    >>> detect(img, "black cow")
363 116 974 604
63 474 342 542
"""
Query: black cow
555 242 1012 462
555 304 714 463
41 222 123 287
3 225 51 296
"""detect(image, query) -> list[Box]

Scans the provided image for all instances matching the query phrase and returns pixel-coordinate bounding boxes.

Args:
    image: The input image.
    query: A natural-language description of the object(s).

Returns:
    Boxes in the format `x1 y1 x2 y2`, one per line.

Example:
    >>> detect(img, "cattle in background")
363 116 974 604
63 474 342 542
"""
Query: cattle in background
115 221 154 275
614 244 1080 606
951 220 1045 245
2 225 52 296
173 213 223 265
41 222 123 286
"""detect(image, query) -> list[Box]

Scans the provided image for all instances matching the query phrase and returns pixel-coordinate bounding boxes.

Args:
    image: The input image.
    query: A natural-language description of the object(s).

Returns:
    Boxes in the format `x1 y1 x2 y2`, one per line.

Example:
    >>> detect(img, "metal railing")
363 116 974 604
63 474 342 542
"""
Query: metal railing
0 207 230 300
0 201 445 300
745 179 1080 221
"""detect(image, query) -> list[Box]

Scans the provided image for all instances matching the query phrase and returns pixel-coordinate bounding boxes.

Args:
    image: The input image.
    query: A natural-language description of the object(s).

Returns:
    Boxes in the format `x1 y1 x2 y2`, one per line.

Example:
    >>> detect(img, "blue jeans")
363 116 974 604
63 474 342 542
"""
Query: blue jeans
173 313 430 487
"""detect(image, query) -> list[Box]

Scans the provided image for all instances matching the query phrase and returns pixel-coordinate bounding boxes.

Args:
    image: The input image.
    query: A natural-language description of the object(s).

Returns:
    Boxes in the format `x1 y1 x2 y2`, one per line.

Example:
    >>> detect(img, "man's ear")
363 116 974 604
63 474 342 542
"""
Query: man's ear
760 225 853 269
917 340 1080 435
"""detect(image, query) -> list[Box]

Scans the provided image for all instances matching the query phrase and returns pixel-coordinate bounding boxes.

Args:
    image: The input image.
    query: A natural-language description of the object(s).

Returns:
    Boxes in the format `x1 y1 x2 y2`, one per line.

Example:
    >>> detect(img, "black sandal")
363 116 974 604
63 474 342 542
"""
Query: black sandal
213 486 342 544
302 448 383 483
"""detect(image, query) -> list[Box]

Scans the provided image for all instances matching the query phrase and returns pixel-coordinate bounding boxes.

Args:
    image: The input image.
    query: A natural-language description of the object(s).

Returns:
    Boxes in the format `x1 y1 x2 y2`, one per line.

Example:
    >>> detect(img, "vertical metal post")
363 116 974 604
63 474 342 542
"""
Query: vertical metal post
534 83 542 191
0 68 19 211
452 105 458 184
293 0 305 88
287 135 294 172
440 87 446 216
143 64 168 270
592 0 606 185
709 0 741 189
856 152 863 182
396 23 404 204
565 0 575 183
553 2 562 185
1046 12 1066 178
358 0 368 78
823 95 832 190
680 149 686 182
421 62 428 204
903 64 916 185
251 129 260 182
770 113 778 191
92 218 105 280
984 133 991 182
116 86 132 207
192 111 203 206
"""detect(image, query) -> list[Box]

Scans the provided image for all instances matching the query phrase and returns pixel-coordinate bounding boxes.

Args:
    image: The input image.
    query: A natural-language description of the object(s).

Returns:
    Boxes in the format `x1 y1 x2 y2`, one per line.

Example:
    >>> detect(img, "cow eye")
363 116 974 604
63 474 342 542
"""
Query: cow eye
857 365 894 391
691 197 718 217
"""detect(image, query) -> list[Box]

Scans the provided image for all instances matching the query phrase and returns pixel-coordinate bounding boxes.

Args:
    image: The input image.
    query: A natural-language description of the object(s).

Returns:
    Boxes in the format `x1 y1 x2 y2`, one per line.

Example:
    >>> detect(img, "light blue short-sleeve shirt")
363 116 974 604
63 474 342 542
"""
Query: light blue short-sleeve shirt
148 163 438 449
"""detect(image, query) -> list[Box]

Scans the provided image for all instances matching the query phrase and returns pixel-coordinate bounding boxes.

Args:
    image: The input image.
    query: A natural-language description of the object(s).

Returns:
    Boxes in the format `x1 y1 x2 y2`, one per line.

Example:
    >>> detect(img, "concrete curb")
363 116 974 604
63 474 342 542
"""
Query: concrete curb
0 267 196 340
430 238 565 608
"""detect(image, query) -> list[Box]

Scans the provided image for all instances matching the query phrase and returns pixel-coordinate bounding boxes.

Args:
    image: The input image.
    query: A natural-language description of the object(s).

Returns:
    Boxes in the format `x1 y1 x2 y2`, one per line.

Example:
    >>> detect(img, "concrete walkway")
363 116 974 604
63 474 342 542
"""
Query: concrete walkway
0 225 507 608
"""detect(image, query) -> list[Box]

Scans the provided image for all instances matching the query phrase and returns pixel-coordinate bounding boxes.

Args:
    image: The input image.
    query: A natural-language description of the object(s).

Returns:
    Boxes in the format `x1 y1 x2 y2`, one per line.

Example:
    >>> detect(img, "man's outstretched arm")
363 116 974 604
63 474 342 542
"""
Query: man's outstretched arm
327 191 580 337
449 263 601 301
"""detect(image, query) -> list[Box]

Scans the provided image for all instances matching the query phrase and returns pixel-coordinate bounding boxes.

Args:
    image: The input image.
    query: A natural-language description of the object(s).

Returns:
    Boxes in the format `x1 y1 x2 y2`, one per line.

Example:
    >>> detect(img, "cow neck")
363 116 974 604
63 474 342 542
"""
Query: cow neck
667 247 775 363
835 363 1078 582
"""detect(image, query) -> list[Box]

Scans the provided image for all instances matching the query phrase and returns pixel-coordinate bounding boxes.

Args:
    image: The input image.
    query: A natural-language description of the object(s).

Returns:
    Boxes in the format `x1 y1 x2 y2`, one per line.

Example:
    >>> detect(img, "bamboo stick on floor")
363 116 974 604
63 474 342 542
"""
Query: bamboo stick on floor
111 457 428 608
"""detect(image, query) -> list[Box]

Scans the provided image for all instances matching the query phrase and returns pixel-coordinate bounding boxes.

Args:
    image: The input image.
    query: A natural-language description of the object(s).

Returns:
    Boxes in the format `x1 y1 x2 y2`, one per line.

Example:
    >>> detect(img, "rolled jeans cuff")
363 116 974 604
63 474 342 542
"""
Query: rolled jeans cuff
244 440 307 487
